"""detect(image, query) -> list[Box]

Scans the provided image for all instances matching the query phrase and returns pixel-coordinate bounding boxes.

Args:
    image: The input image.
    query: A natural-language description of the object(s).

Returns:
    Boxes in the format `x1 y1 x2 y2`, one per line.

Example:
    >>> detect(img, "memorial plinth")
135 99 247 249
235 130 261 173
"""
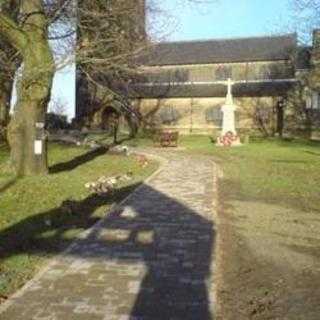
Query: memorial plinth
216 78 242 146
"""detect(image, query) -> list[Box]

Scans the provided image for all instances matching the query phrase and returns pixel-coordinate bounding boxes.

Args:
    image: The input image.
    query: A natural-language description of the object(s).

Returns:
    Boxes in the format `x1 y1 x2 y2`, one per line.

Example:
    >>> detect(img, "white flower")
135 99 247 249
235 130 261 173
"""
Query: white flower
85 182 93 189
108 177 118 185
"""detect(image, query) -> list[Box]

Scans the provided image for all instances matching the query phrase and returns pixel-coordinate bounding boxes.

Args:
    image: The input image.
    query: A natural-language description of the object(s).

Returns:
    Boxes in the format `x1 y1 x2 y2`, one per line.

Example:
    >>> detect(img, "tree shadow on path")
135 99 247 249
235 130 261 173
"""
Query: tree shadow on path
0 184 215 319
86 184 215 319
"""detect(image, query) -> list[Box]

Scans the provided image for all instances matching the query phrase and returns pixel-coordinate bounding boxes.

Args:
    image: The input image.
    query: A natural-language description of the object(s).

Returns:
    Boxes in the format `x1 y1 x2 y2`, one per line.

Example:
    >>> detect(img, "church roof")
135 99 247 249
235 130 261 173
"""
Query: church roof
138 34 297 66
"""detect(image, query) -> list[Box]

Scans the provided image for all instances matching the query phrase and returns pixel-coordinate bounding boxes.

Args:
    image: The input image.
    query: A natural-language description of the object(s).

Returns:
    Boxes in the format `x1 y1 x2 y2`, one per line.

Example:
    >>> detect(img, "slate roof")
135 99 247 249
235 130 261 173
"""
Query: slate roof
129 81 296 99
138 34 298 66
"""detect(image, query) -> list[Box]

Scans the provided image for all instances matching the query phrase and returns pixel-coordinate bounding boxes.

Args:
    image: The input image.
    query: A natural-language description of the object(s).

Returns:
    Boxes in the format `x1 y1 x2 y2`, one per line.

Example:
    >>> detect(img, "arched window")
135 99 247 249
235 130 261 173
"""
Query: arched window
205 107 223 127
215 65 232 81
159 106 180 125
306 90 320 110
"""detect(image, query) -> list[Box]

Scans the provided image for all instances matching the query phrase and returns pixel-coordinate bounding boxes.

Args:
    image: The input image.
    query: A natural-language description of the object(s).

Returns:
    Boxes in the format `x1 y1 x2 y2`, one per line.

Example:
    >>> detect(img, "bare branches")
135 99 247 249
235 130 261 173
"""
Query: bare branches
77 0 146 70
0 12 27 51
290 0 320 44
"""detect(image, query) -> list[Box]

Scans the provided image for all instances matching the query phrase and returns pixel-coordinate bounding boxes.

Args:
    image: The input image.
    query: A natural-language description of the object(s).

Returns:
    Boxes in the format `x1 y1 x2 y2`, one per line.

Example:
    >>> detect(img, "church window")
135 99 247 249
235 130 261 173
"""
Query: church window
215 65 232 81
312 91 320 109
173 69 189 82
306 91 320 110
205 107 223 126
159 106 180 124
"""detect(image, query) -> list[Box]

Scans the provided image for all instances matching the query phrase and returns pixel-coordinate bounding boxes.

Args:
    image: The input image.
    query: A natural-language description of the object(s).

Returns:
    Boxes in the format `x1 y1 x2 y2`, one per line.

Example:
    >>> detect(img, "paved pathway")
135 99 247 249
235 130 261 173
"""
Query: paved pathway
0 151 217 320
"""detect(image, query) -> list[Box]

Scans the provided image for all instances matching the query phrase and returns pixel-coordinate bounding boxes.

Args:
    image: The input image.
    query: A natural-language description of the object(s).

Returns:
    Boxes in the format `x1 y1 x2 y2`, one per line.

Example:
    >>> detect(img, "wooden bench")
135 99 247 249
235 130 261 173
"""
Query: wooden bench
154 131 179 147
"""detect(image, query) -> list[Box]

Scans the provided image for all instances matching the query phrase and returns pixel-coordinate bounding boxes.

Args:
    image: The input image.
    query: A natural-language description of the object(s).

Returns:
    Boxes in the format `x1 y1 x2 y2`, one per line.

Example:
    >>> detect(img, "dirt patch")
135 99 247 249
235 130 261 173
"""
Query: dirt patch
215 180 320 320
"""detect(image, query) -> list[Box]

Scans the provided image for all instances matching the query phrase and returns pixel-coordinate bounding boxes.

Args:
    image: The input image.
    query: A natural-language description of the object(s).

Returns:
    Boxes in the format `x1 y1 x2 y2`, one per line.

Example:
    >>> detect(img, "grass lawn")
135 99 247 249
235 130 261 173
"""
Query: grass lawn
0 142 158 300
176 136 320 319
126 134 320 318
179 135 320 213
1 134 319 317
127 134 320 213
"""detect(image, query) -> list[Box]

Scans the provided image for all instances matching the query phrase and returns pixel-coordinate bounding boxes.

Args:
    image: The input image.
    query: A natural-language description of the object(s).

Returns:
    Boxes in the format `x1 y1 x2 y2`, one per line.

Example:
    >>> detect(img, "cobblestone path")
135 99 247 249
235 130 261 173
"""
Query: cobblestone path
0 151 217 320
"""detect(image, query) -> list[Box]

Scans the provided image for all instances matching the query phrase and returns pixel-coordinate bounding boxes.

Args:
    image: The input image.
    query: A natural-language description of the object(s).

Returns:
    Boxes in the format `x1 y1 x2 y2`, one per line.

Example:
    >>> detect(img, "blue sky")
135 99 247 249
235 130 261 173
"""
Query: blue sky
58 0 295 120
50 64 75 119
157 0 293 41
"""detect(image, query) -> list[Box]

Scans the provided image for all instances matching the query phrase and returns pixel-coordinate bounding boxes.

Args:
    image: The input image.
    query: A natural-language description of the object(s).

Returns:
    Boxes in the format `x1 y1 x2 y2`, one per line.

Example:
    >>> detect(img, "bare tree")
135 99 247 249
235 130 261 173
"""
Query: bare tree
75 0 213 134
49 96 67 115
290 0 320 44
0 0 212 175
281 0 320 136
0 2 20 142
0 0 76 175
0 41 17 142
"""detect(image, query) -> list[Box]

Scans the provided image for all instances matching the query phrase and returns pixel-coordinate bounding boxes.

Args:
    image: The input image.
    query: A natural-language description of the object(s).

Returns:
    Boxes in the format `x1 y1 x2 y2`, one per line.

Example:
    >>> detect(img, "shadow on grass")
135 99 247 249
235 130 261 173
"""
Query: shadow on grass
282 243 320 259
249 137 320 148
272 160 310 164
49 134 135 175
220 177 320 216
116 136 134 145
0 183 141 259
0 183 215 319
305 150 320 156
277 138 320 148
0 178 18 194
49 146 109 174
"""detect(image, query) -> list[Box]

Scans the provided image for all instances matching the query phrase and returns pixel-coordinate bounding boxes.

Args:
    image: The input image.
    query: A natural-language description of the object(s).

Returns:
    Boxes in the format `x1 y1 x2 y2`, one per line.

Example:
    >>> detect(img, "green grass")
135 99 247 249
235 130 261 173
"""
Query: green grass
178 136 320 214
1 135 319 301
119 132 320 213
120 133 320 214
171 137 320 318
119 134 320 318
0 142 158 298
88 132 320 214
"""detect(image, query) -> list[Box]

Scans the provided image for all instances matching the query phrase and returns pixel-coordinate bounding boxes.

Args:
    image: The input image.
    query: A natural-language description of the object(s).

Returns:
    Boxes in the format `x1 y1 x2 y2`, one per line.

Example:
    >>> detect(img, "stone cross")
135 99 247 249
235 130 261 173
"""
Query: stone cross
217 77 241 145
227 78 234 94
221 77 237 135
226 78 234 105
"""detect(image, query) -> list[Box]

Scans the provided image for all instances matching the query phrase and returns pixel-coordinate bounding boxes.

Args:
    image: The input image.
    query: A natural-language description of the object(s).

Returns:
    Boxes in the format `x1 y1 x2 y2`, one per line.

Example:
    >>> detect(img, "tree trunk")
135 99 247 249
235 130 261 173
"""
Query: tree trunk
3 1 55 176
126 113 139 138
277 105 284 137
8 46 54 175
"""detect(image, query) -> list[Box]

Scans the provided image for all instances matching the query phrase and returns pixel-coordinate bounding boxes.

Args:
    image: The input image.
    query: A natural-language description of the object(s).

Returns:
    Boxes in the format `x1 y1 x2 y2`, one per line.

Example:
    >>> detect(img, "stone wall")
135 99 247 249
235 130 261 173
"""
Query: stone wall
133 96 279 136
139 60 294 83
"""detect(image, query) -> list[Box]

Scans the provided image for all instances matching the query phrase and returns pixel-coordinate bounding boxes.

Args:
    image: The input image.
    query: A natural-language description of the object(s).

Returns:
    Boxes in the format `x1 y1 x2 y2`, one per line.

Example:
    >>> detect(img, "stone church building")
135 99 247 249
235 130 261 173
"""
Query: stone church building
75 0 320 137
129 32 319 136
